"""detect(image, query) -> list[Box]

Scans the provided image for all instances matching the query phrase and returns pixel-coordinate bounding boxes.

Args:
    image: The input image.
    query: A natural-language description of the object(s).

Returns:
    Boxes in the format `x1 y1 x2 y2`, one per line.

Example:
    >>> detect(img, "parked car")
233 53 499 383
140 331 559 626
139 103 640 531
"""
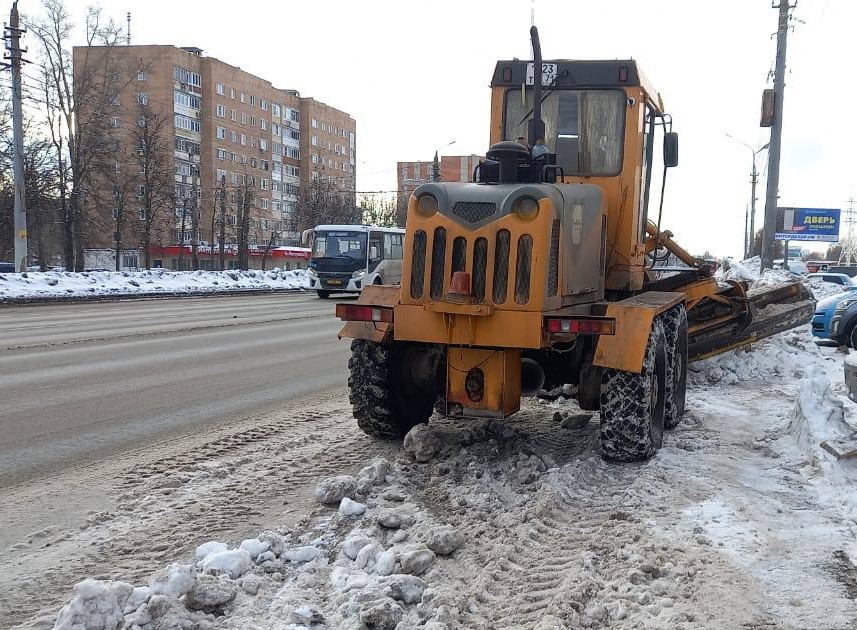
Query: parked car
813 291 857 346
0 262 15 273
806 272 856 286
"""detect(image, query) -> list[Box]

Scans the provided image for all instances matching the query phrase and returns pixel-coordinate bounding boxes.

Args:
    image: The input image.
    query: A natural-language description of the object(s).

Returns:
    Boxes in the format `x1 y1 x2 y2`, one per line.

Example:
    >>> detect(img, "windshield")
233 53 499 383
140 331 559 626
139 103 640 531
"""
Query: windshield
312 231 367 260
504 89 626 176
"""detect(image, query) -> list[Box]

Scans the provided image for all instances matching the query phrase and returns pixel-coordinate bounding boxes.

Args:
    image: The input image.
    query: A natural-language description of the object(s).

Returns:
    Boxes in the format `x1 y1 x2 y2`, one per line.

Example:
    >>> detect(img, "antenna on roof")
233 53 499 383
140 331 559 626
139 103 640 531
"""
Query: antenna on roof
126 12 131 45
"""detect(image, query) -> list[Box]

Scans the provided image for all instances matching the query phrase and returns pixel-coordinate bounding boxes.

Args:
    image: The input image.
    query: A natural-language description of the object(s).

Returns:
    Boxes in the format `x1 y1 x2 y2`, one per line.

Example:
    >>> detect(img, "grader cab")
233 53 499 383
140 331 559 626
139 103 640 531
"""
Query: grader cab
336 28 814 462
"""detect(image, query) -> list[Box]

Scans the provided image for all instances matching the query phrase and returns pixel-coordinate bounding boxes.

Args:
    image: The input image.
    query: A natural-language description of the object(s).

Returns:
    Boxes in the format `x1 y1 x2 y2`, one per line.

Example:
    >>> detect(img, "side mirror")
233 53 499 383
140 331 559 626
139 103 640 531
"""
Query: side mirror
301 229 314 247
664 132 679 168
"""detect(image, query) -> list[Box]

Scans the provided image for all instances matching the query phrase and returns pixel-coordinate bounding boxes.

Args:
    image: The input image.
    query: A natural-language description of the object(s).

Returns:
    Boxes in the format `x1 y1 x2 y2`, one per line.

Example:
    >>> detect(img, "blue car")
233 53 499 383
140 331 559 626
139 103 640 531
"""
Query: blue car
813 290 857 345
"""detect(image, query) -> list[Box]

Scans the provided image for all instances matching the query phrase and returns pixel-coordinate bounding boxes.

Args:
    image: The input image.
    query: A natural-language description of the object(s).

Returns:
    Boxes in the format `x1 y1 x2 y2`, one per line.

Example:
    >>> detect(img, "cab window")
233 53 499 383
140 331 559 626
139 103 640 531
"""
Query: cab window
504 89 626 176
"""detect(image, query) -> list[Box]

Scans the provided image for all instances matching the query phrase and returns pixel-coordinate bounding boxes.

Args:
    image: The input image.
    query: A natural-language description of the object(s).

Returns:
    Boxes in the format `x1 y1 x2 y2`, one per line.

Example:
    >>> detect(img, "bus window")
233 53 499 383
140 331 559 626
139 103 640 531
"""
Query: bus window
385 233 403 260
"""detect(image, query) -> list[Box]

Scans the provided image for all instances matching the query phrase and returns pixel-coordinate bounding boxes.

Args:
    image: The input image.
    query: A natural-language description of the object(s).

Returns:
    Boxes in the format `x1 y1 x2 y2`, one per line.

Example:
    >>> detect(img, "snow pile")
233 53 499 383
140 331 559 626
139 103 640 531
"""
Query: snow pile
0 268 308 301
805 275 855 300
717 256 761 282
690 328 820 385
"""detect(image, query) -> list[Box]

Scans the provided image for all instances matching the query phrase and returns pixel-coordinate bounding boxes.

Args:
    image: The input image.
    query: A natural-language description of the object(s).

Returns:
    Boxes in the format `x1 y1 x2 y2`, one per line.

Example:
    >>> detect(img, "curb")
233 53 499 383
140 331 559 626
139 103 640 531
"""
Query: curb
0 287 310 307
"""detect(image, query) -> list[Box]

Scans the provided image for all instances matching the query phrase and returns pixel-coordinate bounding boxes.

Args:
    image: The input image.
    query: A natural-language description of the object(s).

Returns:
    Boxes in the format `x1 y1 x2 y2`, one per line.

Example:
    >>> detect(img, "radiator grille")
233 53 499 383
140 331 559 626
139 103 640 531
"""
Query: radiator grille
472 237 488 302
493 229 511 304
547 219 560 296
410 230 426 299
451 237 467 275
515 234 533 305
430 227 446 300
453 201 497 223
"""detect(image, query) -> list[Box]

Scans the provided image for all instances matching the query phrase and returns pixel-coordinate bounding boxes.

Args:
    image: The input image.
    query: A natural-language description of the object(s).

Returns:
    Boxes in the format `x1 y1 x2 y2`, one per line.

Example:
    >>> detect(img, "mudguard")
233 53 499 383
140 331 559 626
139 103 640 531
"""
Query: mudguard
594 291 684 373
337 284 400 344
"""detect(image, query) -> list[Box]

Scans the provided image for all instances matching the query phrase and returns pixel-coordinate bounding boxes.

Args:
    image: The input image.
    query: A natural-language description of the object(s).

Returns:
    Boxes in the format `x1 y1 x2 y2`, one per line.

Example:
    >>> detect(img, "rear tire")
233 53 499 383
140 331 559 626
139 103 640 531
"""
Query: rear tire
599 317 668 462
317 290 331 299
348 339 436 439
663 305 688 429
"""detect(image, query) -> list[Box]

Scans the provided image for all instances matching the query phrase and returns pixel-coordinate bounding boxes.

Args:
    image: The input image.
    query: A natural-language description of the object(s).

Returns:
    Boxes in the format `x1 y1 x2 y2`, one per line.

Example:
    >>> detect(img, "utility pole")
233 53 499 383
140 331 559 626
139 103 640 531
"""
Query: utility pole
725 134 768 259
744 204 749 259
839 196 856 266
218 175 227 270
4 2 28 272
760 0 794 271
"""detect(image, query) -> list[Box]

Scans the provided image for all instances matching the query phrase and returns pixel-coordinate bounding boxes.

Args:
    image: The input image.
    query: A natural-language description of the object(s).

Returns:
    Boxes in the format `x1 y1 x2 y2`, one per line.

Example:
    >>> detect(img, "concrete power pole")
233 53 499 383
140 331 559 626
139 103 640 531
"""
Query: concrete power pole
4 2 28 271
760 0 794 271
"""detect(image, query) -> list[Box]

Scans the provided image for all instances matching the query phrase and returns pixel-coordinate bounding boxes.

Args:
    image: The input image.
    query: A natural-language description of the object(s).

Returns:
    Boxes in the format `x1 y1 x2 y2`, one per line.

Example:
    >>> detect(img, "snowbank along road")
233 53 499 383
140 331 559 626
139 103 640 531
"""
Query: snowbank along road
8 311 857 628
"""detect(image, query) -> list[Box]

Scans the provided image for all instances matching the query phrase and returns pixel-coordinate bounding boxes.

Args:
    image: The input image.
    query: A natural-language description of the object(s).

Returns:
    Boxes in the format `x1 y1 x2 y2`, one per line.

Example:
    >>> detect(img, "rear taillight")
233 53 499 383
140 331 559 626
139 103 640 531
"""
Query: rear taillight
336 304 394 323
546 317 615 335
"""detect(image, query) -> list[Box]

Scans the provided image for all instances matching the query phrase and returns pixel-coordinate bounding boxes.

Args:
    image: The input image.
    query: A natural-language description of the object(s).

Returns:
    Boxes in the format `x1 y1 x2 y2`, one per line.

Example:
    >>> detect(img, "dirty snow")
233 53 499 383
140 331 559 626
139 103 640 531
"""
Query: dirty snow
718 254 847 300
21 299 857 629
0 268 308 301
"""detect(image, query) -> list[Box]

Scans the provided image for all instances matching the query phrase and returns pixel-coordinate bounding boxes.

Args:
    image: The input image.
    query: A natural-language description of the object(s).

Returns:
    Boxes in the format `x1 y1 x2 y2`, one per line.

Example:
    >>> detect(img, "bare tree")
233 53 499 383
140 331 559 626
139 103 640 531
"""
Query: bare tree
294 178 360 233
133 99 174 269
236 176 255 270
360 193 398 227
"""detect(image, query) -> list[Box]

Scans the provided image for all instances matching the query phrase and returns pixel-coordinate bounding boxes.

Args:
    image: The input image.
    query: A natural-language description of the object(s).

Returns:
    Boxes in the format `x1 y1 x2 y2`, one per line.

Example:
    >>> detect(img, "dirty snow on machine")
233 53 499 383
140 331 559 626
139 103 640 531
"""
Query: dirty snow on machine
336 26 814 462
303 224 404 299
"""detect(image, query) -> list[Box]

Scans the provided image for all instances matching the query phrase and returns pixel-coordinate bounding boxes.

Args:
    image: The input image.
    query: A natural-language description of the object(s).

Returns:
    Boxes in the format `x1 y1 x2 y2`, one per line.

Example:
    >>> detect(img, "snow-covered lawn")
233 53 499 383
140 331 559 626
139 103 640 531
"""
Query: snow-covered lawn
0 268 309 302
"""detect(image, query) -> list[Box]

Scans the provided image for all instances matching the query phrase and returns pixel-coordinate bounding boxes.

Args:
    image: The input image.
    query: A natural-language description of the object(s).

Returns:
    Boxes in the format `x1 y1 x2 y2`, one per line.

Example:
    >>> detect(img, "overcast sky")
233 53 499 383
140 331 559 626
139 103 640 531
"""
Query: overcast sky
23 0 852 257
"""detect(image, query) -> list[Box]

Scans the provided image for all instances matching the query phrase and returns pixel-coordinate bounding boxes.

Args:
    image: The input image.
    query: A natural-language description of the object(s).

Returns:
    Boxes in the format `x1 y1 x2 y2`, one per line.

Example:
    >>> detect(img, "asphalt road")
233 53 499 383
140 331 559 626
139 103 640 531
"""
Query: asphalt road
0 293 350 488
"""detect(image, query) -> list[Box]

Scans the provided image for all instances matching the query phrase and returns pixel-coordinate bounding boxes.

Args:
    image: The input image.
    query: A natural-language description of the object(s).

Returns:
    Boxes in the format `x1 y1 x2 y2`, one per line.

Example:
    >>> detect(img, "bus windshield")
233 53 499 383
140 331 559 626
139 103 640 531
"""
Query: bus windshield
312 231 367 260
503 89 626 177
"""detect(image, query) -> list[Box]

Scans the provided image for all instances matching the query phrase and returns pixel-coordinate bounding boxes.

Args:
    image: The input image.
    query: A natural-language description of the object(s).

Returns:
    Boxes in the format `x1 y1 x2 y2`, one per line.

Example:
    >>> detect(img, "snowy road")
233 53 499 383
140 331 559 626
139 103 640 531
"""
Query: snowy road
0 294 349 555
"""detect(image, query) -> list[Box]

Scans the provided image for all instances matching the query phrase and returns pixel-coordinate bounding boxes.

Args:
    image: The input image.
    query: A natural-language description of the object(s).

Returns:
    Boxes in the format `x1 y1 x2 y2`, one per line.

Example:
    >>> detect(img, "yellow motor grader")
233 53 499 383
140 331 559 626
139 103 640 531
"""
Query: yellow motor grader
336 27 813 461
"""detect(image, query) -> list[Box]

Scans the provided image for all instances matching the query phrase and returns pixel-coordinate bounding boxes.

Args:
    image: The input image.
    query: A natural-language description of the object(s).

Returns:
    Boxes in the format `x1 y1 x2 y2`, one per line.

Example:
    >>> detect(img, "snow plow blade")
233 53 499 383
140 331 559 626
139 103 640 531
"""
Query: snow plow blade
687 281 815 362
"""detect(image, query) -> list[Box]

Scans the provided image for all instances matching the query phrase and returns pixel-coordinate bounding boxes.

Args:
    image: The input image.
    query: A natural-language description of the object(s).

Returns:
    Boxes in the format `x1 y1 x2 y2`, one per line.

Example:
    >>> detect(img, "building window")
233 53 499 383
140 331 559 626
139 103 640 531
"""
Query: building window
261 99 268 111
311 118 318 128
261 119 268 131
174 91 201 109
174 114 200 133
272 103 281 117
260 139 268 151
216 82 225 95
312 154 319 165
231 172 238 184
231 131 237 142
216 104 226 117
241 112 247 125
251 158 257 168
250 115 256 127
311 135 318 147
230 88 235 99
250 95 256 107
287 146 300 159
217 149 227 160
173 66 201 88
289 109 299 122
260 198 269 209
136 92 148 105
230 109 237 121
216 168 226 181
109 116 119 128
240 134 247 146
290 129 300 141
139 208 147 220
216 126 226 139
272 122 280 135
240 92 245 103
261 179 269 190
138 185 146 198
231 152 238 162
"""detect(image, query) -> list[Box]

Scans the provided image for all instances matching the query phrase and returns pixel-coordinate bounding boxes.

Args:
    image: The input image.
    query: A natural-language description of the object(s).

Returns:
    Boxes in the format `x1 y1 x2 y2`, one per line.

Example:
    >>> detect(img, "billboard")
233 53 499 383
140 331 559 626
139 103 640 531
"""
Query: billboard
775 207 840 242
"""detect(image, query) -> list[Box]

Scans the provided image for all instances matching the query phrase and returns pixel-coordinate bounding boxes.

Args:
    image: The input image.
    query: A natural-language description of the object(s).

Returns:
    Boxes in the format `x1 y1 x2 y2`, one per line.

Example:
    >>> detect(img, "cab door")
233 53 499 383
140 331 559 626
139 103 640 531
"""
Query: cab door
368 231 384 282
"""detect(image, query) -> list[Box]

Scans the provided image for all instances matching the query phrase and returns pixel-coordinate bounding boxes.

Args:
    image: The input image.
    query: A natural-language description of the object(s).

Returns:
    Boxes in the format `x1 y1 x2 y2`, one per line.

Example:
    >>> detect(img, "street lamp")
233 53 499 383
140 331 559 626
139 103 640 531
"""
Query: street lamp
725 133 769 259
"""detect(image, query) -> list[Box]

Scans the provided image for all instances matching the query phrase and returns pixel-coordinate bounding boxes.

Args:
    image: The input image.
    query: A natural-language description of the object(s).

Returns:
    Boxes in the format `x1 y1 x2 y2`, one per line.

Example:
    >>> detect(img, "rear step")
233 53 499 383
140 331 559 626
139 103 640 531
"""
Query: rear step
688 282 815 362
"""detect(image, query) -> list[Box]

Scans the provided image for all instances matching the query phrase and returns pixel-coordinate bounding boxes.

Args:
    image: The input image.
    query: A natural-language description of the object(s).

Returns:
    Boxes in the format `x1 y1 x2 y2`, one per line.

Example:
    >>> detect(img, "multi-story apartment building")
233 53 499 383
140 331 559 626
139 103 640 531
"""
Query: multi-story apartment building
396 155 482 225
73 44 356 269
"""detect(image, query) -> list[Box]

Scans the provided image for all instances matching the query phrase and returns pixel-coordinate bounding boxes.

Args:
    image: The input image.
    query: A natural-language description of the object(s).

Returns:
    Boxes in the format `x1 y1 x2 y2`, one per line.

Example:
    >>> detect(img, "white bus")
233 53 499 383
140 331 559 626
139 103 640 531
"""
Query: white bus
302 224 405 298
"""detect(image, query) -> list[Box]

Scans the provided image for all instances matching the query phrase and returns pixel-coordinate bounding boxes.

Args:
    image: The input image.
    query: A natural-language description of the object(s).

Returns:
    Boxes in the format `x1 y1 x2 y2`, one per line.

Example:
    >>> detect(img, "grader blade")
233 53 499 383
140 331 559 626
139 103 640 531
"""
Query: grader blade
687 281 815 362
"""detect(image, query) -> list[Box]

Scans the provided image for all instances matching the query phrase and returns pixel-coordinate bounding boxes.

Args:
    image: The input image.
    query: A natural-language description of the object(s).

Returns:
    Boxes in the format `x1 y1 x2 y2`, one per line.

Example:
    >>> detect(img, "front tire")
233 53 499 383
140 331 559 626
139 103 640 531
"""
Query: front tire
849 324 857 350
599 317 668 462
348 339 437 439
317 290 331 299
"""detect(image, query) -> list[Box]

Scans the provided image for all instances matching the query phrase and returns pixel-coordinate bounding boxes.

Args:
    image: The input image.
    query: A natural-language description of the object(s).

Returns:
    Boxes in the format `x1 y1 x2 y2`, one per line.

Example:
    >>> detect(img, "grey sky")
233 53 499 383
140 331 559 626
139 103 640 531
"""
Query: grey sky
28 0 854 257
